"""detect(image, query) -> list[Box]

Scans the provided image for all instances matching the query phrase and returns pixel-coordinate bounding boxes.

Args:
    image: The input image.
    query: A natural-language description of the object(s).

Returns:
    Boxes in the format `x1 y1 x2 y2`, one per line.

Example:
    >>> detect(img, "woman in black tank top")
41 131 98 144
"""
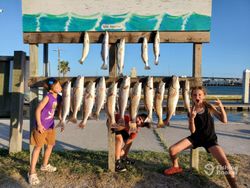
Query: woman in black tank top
163 86 237 188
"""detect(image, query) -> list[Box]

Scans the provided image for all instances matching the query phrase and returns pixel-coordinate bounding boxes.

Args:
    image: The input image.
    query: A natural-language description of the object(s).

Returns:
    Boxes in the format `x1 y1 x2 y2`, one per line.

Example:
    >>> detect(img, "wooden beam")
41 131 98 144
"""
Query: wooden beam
9 51 26 153
28 76 199 88
190 42 203 171
29 44 39 161
23 32 210 44
108 44 117 172
192 43 202 80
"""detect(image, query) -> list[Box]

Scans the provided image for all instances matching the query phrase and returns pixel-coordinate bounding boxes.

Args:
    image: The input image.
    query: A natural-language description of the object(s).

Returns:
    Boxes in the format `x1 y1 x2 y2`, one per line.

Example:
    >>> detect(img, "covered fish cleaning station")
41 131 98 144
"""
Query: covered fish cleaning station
8 0 212 172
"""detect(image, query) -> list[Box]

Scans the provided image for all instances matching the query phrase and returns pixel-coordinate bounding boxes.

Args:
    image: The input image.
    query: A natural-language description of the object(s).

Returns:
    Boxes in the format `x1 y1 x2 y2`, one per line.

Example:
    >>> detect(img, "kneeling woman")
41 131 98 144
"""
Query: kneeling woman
164 86 237 188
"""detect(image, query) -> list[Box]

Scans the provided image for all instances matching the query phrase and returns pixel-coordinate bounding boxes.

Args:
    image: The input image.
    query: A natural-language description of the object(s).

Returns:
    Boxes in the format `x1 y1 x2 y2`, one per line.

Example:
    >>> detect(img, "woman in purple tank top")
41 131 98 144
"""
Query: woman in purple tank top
28 78 62 185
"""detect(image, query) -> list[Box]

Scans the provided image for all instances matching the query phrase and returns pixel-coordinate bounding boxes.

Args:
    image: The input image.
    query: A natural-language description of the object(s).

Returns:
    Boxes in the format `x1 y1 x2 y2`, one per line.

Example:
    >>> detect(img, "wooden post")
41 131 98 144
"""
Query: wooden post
108 44 117 172
242 69 250 104
190 43 202 171
29 44 39 161
43 44 49 77
9 51 26 153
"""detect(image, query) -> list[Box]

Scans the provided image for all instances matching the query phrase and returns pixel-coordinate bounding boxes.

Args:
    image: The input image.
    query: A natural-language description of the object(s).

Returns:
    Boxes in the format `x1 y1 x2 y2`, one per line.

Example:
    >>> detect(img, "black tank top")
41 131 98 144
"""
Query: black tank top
192 105 217 143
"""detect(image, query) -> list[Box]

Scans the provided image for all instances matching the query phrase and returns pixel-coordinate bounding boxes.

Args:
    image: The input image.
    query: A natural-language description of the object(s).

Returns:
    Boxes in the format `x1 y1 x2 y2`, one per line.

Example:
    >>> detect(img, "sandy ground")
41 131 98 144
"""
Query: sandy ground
0 119 249 154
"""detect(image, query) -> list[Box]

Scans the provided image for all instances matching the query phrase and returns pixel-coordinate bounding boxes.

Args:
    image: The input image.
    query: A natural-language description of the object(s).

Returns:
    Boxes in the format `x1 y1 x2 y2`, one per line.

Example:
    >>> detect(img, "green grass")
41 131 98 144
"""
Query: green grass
0 148 244 187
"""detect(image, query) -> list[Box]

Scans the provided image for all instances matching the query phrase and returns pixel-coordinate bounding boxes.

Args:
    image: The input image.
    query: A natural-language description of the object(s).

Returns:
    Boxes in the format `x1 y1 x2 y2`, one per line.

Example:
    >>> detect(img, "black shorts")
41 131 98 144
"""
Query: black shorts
187 136 218 153
115 130 129 141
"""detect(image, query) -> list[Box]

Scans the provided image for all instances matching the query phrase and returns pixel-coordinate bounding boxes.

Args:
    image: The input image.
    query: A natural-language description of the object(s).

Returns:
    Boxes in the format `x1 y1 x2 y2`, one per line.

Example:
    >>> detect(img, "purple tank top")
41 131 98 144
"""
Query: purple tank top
38 93 62 130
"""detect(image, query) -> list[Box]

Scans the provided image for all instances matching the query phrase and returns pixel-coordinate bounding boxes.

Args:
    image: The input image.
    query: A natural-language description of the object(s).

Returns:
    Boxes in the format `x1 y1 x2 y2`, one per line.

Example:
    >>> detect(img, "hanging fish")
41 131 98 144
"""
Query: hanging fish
155 80 165 128
130 82 142 123
57 81 71 130
164 76 180 126
79 32 90 64
79 81 96 128
182 79 191 114
117 38 125 76
141 37 150 70
106 82 118 127
144 76 154 122
153 31 160 65
69 76 84 123
118 76 130 125
94 77 106 120
101 31 109 70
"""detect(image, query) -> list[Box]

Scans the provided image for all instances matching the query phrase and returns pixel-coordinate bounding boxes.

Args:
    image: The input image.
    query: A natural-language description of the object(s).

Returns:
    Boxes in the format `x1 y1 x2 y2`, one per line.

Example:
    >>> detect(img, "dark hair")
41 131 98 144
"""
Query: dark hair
137 113 151 128
44 78 59 91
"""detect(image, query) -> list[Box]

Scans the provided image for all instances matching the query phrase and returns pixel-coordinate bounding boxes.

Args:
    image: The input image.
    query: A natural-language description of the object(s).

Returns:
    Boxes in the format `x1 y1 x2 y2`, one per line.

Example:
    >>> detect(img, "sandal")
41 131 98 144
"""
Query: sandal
40 164 57 172
164 166 183 175
27 172 40 185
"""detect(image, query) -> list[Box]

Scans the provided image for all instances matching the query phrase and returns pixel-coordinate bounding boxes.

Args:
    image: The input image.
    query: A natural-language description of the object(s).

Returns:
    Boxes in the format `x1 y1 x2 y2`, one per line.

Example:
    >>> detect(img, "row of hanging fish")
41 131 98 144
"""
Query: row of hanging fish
57 75 190 129
78 31 160 75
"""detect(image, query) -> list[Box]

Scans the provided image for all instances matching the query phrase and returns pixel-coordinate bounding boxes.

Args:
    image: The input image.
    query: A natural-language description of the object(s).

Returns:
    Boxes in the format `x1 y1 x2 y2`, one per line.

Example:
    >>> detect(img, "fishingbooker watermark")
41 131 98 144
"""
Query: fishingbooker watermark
204 163 238 176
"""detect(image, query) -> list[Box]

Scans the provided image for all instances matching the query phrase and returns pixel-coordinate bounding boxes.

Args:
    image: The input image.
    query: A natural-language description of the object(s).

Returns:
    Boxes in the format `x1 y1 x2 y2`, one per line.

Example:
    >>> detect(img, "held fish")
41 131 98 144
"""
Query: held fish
153 31 160 65
79 81 96 128
182 79 191 114
118 76 130 125
69 76 84 123
141 37 150 70
117 38 125 76
94 77 106 120
155 80 165 127
164 76 180 126
106 82 118 127
57 81 71 130
101 31 109 70
144 76 154 122
79 32 90 64
130 82 142 123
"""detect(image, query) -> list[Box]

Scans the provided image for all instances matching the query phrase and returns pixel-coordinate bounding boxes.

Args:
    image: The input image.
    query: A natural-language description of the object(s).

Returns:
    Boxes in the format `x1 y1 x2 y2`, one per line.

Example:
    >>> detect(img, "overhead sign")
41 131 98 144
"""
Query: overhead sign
22 0 212 32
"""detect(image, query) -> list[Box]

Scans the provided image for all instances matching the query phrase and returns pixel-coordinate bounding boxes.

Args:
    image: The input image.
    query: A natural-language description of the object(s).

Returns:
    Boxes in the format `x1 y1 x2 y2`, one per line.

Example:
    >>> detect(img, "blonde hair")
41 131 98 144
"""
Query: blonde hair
190 86 207 96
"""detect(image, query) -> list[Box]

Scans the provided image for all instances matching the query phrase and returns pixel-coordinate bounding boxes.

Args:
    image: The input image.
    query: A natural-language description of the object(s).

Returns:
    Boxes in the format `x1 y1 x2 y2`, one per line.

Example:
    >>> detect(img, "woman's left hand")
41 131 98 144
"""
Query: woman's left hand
214 97 223 108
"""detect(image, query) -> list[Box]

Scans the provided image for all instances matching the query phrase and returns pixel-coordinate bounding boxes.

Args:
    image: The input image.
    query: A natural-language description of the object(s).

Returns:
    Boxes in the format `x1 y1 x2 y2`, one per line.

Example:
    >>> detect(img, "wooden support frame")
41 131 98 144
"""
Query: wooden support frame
9 51 26 153
24 32 210 44
190 43 203 171
29 44 39 161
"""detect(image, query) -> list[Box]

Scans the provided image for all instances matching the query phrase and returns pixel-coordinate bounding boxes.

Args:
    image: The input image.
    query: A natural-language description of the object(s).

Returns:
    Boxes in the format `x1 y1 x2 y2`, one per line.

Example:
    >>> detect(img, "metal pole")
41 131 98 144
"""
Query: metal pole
58 48 60 77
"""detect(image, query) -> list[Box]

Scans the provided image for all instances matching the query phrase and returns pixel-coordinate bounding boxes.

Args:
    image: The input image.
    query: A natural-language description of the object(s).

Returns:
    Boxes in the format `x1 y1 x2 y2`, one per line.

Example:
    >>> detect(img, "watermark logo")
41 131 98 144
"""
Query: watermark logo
204 163 238 176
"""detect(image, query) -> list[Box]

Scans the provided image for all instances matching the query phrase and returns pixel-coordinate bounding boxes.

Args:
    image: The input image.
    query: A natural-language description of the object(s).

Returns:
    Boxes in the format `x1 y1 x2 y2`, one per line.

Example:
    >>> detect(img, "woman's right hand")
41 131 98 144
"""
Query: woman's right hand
37 124 45 134
190 106 197 119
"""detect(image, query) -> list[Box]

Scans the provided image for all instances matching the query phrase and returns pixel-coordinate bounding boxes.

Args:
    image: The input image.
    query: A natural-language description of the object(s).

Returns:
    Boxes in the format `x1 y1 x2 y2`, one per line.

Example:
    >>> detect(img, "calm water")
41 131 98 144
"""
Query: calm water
206 86 243 95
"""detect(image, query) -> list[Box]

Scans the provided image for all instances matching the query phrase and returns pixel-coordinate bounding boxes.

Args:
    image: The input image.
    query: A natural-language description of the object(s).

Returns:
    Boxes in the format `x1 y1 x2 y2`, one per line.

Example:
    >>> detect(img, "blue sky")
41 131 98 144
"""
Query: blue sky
0 0 249 78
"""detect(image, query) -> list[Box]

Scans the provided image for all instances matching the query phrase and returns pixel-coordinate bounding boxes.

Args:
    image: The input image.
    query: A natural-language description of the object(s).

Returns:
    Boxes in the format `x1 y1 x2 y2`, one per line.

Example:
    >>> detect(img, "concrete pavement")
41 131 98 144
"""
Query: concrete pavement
0 119 249 155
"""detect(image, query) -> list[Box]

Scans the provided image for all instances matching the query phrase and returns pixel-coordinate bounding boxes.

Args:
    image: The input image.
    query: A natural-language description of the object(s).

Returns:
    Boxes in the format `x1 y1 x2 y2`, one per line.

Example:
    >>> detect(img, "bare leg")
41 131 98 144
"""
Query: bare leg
42 145 54 166
30 146 42 174
169 138 193 167
115 135 124 160
208 145 237 188
121 142 132 158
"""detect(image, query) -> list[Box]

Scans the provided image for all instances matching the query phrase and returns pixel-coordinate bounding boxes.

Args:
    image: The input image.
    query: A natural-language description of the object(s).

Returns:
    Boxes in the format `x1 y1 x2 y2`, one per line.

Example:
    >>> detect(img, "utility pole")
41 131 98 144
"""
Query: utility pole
53 48 62 77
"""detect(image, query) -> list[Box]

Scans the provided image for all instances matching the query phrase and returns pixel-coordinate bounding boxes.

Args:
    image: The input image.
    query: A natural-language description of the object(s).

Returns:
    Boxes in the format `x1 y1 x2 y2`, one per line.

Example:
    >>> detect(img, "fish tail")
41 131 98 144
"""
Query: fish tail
163 117 171 126
154 60 159 65
117 118 125 126
157 119 165 128
93 112 100 120
56 121 66 132
79 59 84 64
144 65 150 70
68 116 78 124
101 62 108 70
78 121 86 129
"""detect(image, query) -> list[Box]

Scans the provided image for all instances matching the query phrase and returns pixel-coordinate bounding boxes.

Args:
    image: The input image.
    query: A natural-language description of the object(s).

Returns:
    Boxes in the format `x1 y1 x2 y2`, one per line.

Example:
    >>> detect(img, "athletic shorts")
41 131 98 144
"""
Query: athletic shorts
30 128 56 147
115 130 130 142
187 136 218 153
